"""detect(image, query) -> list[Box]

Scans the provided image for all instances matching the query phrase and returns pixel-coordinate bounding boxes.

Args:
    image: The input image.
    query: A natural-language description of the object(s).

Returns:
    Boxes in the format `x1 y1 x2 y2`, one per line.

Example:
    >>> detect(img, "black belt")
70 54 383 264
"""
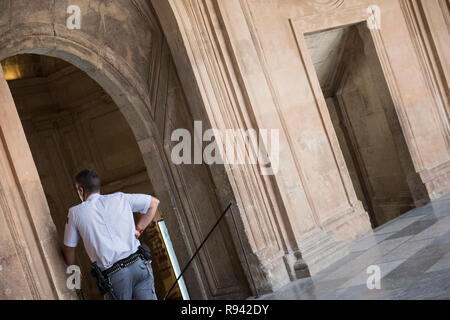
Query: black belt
102 252 141 278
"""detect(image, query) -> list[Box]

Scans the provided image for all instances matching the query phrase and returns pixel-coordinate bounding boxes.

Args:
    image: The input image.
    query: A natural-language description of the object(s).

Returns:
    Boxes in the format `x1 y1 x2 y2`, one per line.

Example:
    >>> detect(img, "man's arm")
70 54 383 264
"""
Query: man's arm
63 245 77 266
135 197 160 238
63 210 80 265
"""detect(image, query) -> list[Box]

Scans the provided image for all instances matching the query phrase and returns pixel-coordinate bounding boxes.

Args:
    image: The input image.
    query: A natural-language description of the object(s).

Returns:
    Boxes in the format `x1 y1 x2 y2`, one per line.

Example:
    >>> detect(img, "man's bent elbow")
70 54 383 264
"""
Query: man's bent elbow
151 197 160 208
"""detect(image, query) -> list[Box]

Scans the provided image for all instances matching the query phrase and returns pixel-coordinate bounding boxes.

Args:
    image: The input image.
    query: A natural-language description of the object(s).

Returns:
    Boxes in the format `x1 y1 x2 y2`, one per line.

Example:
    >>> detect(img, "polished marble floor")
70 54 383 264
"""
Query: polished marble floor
255 192 450 300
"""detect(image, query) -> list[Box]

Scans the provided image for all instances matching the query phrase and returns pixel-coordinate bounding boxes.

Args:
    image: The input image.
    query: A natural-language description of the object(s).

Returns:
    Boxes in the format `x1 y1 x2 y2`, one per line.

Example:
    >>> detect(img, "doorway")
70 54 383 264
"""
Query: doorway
1 54 185 300
305 23 429 227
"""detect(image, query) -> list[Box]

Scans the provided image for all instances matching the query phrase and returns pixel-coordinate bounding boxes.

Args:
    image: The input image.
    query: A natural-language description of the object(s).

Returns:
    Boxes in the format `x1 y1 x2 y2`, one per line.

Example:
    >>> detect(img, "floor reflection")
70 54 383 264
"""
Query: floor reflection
255 193 450 300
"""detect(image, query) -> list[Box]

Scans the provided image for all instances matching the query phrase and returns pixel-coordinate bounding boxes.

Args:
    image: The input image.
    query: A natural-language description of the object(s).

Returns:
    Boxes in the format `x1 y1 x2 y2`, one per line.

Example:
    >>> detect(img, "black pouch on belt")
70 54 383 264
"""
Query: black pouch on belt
138 243 152 261
91 261 113 296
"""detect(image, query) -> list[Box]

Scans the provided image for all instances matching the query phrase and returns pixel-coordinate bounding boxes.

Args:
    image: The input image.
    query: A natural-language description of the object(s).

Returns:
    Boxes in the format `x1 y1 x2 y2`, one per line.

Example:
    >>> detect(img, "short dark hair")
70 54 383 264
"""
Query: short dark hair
75 169 101 193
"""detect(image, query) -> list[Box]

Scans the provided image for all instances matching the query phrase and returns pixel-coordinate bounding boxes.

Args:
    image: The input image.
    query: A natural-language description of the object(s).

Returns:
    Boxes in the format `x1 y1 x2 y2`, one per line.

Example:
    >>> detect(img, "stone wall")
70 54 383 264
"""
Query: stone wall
155 0 450 281
0 0 448 299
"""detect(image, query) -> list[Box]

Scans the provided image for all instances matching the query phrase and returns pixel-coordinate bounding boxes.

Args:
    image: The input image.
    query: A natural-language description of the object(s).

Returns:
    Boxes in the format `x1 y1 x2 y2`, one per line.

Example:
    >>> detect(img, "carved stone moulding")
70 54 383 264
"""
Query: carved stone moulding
309 0 345 11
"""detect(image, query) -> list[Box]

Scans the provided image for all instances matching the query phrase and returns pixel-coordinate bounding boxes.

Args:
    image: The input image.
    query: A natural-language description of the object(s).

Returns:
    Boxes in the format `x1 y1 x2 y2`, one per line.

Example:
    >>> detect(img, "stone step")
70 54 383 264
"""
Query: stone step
302 237 336 260
305 242 349 276
299 232 331 252
306 241 348 265
297 230 351 276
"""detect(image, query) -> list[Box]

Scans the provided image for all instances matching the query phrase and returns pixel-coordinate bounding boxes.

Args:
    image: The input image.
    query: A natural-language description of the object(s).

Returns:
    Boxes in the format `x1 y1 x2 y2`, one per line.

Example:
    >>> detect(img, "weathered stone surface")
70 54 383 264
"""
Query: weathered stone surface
0 0 448 299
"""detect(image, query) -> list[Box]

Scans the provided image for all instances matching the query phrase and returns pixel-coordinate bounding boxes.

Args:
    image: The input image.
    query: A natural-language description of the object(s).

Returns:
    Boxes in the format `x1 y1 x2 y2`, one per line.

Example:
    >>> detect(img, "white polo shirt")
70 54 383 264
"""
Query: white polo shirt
64 192 152 270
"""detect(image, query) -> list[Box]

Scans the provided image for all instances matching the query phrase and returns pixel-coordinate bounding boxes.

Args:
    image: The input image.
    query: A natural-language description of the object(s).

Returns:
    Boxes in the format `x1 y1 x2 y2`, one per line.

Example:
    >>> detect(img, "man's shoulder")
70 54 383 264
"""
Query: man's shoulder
68 202 87 216
67 204 82 226
100 192 130 205
69 203 82 213
102 192 125 200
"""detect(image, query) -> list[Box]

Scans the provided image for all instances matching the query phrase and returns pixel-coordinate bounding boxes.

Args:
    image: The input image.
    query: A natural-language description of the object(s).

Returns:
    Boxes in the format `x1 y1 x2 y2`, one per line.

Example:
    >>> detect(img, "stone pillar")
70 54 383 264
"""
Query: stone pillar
0 66 77 300
152 0 366 288
399 0 450 199
152 0 313 293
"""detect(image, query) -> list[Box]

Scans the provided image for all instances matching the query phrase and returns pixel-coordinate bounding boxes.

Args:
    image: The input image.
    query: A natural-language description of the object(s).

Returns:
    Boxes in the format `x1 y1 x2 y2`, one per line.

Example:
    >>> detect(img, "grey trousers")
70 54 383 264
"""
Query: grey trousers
104 258 157 300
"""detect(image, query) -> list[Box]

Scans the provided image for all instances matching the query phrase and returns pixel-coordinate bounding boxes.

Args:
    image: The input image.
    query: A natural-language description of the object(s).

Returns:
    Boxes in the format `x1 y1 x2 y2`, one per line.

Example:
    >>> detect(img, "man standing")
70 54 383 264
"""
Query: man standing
63 169 160 300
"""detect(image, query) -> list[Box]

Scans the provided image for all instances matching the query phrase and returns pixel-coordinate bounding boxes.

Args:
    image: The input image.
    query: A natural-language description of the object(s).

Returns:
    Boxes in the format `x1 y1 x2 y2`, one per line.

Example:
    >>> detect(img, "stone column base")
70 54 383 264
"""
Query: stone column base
322 202 373 242
420 160 450 200
292 203 372 276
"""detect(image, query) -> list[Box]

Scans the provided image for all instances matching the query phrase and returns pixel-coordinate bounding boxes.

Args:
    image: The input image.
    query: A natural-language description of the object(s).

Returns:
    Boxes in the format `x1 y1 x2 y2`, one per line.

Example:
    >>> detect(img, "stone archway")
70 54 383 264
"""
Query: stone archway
0 0 251 300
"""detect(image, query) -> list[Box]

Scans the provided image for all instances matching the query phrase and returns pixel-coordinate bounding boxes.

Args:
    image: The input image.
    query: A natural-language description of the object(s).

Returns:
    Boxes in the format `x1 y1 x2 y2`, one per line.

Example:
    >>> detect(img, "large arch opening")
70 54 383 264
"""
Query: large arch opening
0 37 252 300
1 53 186 300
